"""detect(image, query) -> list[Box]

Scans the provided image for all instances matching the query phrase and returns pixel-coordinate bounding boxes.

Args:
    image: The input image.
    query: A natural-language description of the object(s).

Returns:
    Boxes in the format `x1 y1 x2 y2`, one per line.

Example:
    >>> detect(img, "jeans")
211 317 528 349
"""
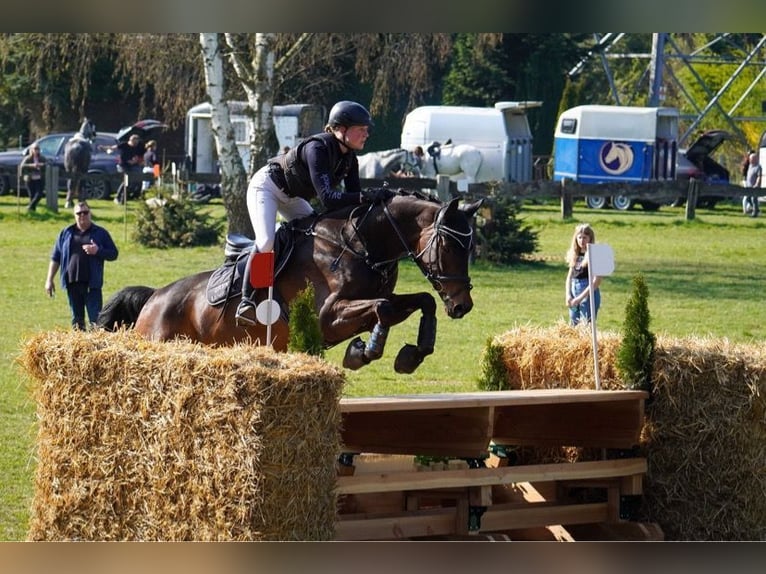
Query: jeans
27 178 44 210
570 277 600 326
66 282 103 330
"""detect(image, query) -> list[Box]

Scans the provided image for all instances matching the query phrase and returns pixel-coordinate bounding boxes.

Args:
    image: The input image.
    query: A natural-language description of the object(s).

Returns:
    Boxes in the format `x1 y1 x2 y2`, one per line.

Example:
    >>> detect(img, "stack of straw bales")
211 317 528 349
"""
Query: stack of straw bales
19 329 345 541
491 324 766 540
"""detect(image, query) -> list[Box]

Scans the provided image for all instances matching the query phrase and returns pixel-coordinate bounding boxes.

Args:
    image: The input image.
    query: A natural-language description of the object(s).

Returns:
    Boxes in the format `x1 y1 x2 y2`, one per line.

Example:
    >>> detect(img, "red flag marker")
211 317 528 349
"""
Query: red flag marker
250 251 275 288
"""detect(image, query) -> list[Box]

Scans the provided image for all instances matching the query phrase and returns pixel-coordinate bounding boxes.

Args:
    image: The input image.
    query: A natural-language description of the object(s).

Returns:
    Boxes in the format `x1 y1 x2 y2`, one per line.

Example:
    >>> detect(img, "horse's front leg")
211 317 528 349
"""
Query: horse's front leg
321 292 436 372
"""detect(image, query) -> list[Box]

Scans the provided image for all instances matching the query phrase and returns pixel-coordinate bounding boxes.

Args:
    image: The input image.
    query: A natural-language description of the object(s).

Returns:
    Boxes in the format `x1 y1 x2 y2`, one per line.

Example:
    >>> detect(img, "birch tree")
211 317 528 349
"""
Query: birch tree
199 33 251 235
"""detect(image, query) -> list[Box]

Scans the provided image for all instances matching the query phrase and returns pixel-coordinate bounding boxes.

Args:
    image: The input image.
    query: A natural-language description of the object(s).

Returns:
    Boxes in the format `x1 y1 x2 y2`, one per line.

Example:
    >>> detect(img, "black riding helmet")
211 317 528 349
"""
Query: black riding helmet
328 101 374 129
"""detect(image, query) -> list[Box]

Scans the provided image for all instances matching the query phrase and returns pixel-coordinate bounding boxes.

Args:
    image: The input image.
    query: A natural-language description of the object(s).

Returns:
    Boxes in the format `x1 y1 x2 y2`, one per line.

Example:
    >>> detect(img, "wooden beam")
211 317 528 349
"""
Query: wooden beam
480 502 609 532
336 458 647 495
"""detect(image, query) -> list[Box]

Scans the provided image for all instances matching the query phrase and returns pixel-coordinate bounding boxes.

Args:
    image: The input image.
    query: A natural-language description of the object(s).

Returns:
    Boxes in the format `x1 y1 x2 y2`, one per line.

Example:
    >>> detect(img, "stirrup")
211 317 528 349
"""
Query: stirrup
235 301 257 327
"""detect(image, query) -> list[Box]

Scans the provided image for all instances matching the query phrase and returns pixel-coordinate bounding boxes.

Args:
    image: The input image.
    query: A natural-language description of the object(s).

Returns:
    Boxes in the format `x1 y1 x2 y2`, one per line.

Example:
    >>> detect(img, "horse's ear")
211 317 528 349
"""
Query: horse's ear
445 197 460 214
458 198 484 218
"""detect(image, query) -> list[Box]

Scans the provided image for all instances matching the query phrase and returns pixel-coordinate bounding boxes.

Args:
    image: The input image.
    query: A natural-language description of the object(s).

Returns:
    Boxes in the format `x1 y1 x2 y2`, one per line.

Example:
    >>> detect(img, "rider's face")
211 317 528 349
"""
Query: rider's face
341 125 370 151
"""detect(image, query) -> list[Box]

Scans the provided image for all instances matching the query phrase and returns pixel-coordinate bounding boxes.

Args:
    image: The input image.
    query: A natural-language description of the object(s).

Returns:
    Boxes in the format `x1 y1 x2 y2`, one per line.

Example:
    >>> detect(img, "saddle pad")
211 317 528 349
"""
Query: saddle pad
205 222 296 307
206 255 246 306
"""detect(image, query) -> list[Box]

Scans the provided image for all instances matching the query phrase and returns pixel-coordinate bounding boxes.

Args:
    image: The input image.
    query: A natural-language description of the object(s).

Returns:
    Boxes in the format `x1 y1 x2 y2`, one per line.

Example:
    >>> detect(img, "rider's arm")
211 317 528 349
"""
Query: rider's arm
305 142 362 210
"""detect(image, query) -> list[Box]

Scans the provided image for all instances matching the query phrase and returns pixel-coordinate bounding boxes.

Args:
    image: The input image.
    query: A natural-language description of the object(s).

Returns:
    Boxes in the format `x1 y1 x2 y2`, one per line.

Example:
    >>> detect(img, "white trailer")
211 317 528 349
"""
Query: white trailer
400 101 541 183
184 102 326 174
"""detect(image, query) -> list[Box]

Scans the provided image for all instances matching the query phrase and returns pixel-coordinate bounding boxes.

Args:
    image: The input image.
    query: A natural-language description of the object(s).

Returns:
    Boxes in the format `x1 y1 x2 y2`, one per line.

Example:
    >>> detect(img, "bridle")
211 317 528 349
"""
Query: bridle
380 201 474 295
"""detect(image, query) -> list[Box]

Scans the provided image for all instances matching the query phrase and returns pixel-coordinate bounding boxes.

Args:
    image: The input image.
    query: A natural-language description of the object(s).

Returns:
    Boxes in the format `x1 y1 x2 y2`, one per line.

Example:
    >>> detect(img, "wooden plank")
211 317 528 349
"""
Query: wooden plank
340 389 647 413
335 508 456 540
336 458 647 495
480 502 609 532
335 502 612 540
341 406 493 457
340 390 646 454
491 399 645 448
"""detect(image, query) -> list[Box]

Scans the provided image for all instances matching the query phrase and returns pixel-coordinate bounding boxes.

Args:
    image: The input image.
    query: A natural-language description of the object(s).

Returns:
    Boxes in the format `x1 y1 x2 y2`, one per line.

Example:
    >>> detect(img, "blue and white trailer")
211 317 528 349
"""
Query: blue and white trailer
553 105 680 209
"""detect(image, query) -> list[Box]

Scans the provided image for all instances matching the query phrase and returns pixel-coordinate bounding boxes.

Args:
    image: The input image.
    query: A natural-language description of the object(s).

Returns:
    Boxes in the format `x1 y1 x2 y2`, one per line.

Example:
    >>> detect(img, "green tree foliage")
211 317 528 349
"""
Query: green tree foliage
287 283 324 357
616 273 656 393
474 192 538 265
441 33 588 155
132 188 222 248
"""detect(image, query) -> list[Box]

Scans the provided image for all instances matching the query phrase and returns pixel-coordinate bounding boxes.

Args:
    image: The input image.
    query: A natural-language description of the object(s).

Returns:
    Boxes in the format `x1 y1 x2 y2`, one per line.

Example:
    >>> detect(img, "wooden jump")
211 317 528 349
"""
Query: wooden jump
335 389 658 541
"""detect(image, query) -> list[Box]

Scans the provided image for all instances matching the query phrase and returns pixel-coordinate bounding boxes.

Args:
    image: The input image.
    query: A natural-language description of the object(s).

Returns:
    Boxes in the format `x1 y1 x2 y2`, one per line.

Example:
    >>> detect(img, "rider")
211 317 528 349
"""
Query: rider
235 100 391 327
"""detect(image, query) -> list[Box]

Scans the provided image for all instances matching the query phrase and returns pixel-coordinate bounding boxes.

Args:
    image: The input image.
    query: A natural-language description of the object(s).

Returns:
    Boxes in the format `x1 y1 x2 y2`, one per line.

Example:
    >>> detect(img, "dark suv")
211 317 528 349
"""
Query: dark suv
0 131 120 199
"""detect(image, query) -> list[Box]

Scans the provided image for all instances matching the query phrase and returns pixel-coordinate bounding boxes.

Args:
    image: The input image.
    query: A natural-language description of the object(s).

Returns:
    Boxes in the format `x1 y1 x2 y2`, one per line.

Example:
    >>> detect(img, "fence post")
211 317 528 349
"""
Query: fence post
436 175 451 202
685 178 698 221
561 179 573 219
46 165 59 213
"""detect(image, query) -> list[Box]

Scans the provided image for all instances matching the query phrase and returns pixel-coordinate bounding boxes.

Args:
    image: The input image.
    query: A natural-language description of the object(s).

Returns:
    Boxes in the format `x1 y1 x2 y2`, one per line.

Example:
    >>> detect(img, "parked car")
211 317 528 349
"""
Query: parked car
673 129 733 208
0 131 120 199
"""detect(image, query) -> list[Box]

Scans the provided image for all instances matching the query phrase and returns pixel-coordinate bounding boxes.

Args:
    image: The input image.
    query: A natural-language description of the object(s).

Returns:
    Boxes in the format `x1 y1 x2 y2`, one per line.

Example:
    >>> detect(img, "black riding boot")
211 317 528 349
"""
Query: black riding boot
235 251 258 327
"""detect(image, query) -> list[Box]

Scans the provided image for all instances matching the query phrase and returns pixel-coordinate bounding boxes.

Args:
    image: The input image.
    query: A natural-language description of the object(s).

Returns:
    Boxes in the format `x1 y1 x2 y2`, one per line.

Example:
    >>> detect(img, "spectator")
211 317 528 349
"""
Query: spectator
142 139 159 191
18 143 48 211
45 201 119 330
104 134 145 204
745 152 762 218
565 222 602 326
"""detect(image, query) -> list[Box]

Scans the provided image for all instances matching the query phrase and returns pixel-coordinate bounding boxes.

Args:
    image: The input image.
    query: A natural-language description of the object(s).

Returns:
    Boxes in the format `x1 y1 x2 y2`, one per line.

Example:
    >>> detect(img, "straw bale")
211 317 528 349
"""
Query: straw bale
19 329 345 541
490 325 766 540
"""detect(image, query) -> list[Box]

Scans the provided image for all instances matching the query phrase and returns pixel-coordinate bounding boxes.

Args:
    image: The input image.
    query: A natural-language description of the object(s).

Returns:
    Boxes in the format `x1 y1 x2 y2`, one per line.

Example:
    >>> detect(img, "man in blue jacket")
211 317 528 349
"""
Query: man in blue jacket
45 201 119 330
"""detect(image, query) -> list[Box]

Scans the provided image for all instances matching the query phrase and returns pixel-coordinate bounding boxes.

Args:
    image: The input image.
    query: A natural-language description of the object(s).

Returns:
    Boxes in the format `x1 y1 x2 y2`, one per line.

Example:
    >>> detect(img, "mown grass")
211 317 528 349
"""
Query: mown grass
2 192 765 540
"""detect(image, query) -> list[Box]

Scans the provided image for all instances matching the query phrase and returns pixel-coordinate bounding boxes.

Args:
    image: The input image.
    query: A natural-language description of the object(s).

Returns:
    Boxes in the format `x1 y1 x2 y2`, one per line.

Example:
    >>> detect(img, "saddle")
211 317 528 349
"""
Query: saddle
205 221 297 307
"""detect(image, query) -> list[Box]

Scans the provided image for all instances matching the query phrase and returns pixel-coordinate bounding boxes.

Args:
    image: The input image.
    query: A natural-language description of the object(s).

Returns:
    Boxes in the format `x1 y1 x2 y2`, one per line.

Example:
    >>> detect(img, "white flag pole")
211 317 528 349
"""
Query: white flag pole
586 244 615 391
587 247 601 390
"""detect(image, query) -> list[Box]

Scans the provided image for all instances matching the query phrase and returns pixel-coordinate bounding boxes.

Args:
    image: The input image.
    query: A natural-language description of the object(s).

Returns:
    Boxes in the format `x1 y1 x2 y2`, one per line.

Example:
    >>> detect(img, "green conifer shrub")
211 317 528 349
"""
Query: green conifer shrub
616 273 656 393
133 187 221 248
287 282 324 357
477 337 508 391
474 192 539 265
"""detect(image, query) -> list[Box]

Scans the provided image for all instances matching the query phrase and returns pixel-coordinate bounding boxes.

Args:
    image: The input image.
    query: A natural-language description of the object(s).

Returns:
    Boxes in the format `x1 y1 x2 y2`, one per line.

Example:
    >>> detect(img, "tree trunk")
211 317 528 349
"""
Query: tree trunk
199 33 252 237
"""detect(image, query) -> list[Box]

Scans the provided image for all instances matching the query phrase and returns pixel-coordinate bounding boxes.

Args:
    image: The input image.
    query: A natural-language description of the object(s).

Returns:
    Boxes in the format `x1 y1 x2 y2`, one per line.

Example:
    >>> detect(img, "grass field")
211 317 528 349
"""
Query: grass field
2 191 766 540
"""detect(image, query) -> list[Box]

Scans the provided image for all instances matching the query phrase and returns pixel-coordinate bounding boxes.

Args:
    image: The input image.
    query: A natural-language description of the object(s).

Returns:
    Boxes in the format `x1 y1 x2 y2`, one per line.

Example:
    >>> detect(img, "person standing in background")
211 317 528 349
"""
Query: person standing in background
19 143 48 211
745 152 762 218
142 139 159 191
45 201 119 330
565 222 602 326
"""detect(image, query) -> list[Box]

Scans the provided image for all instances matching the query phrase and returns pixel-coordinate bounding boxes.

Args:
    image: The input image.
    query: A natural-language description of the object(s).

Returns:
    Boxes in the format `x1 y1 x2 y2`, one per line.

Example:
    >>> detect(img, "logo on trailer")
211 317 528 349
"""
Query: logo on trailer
599 142 634 175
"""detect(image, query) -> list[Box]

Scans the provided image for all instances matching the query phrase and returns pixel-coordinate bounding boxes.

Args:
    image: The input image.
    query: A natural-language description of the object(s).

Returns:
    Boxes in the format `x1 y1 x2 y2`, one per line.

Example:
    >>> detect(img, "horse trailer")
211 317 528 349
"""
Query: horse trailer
400 101 541 184
184 102 326 174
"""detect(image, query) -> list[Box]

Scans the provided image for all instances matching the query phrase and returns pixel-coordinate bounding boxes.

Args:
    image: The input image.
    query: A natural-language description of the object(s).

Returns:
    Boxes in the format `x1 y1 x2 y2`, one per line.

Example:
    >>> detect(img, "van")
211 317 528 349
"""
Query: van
185 102 325 174
400 101 541 184
553 104 679 209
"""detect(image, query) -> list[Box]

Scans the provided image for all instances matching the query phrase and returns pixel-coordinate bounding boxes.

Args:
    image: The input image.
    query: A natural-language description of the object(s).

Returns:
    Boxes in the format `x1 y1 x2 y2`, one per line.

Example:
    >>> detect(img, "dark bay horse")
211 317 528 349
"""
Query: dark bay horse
99 192 482 373
64 118 96 207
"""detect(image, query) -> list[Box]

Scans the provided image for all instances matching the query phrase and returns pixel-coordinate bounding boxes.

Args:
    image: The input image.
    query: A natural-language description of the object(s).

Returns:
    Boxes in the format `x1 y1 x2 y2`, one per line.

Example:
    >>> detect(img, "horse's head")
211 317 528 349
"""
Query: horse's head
401 149 423 176
78 118 97 141
417 197 482 319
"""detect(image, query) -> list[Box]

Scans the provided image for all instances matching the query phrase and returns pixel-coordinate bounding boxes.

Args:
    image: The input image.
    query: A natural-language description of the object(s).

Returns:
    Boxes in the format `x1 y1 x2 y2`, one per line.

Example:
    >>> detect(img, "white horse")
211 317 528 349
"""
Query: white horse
357 148 422 179
420 141 482 183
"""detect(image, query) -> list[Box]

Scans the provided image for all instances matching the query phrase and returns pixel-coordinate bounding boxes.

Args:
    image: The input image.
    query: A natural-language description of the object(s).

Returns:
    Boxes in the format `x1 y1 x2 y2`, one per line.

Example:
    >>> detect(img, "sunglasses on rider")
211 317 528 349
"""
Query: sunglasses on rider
75 210 90 215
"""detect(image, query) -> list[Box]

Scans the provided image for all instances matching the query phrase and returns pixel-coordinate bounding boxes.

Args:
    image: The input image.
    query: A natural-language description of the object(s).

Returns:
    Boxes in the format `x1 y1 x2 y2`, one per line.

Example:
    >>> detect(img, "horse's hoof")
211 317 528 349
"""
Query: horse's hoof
394 343 425 374
343 337 370 370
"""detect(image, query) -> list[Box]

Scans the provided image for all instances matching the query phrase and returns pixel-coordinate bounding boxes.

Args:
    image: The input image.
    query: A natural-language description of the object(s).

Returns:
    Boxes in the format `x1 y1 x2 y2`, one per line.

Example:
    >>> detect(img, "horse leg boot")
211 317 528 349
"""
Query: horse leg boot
394 314 437 374
235 251 258 327
343 323 389 370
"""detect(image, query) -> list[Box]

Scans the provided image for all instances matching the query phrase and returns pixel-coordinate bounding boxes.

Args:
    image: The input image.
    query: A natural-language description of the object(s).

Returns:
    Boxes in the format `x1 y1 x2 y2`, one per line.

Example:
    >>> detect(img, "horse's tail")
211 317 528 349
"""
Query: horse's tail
96 285 155 331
